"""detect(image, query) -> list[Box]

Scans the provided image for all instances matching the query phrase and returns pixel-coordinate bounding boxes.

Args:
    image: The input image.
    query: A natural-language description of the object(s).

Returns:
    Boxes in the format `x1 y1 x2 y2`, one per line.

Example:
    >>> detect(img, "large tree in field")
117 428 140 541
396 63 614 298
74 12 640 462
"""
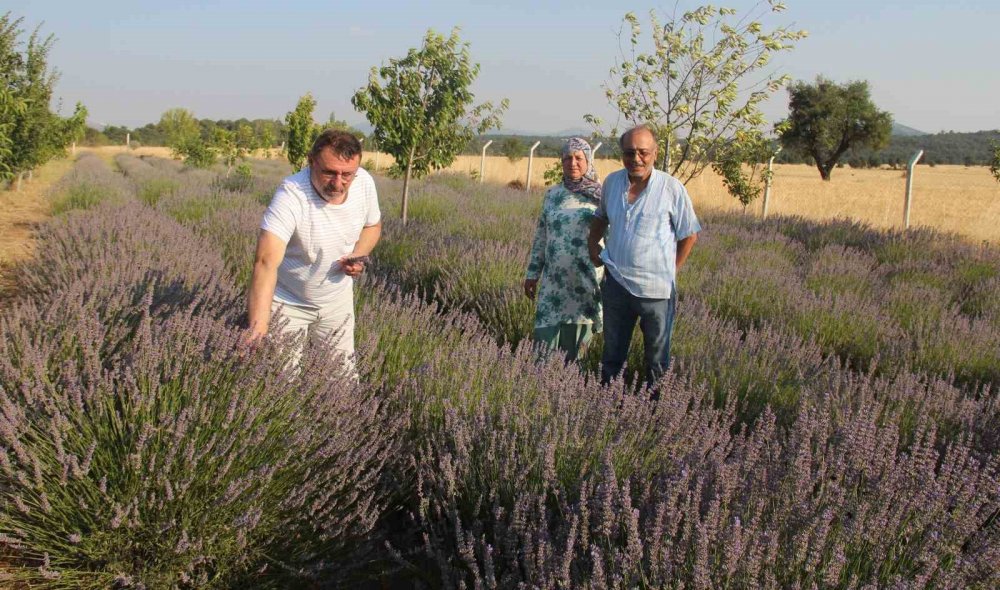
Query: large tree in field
1 12 87 189
352 28 508 225
990 142 1000 183
587 2 806 183
778 77 893 181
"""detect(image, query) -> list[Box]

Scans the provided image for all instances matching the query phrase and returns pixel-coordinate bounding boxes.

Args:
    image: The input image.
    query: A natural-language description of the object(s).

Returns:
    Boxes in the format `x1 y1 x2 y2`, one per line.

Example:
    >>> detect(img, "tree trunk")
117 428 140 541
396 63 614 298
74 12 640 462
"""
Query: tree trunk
401 146 416 226
818 161 832 181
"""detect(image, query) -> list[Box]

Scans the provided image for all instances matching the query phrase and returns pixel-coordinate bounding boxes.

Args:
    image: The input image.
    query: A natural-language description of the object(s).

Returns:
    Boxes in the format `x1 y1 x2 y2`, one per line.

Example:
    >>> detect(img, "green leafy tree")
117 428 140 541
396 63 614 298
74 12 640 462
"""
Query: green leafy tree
990 142 1000 183
352 28 508 224
587 2 806 183
285 93 320 171
543 160 563 186
1 13 87 188
778 77 893 180
500 137 525 163
159 108 201 152
711 129 775 213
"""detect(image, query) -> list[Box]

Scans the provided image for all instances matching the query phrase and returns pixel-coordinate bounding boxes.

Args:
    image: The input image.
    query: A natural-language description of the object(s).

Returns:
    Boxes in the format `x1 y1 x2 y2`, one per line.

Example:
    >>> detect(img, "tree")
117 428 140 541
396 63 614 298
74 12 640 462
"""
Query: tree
352 28 508 224
158 107 200 150
285 93 320 171
990 142 1000 183
586 2 806 183
778 77 893 181
500 137 525 163
711 128 776 213
1 12 87 188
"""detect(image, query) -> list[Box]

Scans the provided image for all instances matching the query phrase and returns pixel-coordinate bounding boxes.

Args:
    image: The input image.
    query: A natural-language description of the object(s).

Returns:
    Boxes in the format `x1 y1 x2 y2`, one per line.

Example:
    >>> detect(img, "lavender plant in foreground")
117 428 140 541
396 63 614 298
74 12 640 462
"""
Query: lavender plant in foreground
0 275 401 588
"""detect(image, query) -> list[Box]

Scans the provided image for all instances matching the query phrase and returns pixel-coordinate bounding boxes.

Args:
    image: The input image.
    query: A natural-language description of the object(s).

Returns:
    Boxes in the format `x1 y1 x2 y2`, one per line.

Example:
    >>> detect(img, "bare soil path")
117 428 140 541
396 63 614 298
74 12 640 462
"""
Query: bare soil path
0 157 74 302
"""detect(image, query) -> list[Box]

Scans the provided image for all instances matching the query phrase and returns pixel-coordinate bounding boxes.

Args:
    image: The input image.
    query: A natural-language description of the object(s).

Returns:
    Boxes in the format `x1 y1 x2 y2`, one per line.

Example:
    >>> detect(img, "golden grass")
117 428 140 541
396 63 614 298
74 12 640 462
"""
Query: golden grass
363 152 1000 245
71 147 1000 245
0 157 76 296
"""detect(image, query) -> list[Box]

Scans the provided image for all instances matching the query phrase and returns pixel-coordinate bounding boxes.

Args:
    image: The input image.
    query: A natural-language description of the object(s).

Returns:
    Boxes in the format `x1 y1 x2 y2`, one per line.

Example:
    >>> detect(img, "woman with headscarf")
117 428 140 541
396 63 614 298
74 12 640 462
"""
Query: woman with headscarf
523 137 603 361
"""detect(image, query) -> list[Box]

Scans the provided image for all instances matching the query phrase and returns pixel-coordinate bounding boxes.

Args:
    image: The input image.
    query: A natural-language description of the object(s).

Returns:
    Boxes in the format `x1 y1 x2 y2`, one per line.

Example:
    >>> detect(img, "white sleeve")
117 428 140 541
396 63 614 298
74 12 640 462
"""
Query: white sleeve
360 169 381 226
260 182 300 243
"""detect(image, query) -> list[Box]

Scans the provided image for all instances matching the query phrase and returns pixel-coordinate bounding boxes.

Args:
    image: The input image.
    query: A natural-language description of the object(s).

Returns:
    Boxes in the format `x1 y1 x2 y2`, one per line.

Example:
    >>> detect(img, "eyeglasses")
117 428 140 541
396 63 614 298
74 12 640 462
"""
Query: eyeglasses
316 170 356 182
622 149 654 159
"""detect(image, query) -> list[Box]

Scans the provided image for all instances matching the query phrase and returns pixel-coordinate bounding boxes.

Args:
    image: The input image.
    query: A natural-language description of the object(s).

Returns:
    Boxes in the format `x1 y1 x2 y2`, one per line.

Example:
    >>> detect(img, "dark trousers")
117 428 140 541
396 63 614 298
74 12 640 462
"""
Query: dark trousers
599 273 677 387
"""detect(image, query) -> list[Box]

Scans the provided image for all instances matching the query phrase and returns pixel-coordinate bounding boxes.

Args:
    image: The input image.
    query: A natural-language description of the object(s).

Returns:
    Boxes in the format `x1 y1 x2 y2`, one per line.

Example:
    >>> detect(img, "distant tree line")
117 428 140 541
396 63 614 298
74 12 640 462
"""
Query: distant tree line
777 129 1000 168
460 135 624 160
81 117 290 150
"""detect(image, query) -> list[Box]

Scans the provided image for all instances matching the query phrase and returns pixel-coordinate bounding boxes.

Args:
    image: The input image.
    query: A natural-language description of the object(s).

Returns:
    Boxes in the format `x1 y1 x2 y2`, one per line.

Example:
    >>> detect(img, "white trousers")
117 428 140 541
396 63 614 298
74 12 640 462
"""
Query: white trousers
271 287 356 376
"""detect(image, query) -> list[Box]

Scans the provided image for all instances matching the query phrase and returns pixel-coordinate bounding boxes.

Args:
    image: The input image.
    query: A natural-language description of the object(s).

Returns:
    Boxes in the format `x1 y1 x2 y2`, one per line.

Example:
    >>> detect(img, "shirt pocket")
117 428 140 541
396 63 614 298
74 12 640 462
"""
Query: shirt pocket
633 211 664 240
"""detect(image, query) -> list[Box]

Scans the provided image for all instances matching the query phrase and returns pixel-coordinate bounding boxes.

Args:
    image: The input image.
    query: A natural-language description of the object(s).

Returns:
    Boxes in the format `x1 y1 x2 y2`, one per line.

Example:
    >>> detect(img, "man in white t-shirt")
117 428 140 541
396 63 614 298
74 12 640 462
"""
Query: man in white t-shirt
246 129 382 372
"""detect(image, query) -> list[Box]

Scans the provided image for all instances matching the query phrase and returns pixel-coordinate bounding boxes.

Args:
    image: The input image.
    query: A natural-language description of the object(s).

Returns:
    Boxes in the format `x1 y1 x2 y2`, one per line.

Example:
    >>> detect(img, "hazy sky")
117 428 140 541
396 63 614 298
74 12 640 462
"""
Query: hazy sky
7 0 999 134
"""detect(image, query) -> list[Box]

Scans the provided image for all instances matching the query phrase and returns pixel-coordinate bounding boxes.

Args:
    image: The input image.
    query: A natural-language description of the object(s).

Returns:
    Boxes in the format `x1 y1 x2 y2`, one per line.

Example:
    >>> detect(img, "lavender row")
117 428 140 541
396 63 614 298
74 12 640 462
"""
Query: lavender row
75 156 1000 586
1 156 401 587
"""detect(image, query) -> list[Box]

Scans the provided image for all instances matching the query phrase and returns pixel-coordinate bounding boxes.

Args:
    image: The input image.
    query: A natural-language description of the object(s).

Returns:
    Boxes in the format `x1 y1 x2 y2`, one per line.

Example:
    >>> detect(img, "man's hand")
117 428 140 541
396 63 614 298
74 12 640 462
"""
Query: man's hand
588 215 608 267
339 255 367 278
523 278 538 299
588 242 604 267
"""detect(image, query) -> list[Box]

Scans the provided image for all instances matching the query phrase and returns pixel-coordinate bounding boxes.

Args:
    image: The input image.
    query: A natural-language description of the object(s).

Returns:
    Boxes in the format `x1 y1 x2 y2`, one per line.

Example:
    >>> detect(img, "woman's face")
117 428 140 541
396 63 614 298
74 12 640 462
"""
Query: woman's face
562 150 588 181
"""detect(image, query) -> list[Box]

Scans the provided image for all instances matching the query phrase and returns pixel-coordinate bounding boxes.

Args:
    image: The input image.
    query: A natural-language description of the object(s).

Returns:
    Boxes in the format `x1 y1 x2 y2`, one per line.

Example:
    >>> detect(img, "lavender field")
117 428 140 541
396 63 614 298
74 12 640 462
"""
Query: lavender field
0 153 997 588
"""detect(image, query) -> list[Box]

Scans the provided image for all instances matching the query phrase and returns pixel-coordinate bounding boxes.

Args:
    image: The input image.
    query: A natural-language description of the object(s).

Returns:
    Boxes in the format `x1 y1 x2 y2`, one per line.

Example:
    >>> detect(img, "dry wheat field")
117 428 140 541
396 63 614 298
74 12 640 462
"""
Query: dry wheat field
71 146 1000 245
372 152 1000 244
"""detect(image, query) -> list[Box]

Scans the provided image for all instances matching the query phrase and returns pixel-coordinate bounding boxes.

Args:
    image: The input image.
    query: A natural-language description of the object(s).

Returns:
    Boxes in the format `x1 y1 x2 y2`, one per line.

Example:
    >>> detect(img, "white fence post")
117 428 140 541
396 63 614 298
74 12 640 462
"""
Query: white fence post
592 142 602 158
126 132 130 148
526 141 541 191
762 147 781 218
904 150 924 229
479 140 493 183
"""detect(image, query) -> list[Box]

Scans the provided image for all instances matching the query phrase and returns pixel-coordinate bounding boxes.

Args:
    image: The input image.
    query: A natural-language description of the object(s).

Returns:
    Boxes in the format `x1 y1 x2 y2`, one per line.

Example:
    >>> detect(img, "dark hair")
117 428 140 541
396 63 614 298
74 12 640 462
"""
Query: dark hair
619 124 658 149
309 129 363 162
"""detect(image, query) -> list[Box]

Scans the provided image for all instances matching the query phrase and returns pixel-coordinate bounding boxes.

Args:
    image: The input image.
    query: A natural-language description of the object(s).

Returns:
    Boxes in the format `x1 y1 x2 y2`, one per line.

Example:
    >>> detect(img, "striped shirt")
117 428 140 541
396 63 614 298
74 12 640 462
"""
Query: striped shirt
595 168 700 299
261 167 381 308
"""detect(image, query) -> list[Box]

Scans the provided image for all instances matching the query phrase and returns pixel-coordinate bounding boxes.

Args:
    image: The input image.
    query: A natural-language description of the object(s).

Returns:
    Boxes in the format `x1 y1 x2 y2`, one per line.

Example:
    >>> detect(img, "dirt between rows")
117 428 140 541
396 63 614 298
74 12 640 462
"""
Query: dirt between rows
0 158 73 305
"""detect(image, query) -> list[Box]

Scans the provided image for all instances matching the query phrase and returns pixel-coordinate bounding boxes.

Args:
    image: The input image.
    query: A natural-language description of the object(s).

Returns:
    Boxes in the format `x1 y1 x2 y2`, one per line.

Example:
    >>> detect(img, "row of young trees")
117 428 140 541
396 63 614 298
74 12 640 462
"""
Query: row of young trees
0 12 86 189
341 1 908 222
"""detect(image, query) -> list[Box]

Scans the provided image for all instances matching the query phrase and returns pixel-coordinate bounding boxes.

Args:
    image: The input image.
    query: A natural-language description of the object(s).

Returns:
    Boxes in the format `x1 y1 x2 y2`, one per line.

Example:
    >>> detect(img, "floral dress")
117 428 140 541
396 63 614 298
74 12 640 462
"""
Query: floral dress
525 184 603 333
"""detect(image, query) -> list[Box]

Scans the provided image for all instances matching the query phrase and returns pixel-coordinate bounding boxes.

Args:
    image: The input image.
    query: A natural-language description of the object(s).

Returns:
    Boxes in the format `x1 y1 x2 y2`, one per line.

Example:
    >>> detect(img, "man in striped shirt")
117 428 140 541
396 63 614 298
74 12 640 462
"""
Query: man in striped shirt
246 129 382 374
587 125 700 390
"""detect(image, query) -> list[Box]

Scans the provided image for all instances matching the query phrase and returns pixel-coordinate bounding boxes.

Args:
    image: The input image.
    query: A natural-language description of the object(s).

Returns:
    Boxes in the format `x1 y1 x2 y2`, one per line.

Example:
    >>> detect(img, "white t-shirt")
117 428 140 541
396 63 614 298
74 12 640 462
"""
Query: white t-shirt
261 167 381 308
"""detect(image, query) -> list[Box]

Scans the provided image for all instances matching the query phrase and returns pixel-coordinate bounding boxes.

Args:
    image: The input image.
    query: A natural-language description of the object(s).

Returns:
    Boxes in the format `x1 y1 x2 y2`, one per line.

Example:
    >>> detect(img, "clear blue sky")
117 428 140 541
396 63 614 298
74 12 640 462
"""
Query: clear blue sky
7 0 999 134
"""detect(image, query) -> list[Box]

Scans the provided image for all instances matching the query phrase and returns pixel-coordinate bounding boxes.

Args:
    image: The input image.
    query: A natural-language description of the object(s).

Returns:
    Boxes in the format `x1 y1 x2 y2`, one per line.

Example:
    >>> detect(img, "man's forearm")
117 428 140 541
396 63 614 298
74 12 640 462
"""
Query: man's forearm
247 263 278 335
352 222 382 256
588 217 608 265
676 233 698 270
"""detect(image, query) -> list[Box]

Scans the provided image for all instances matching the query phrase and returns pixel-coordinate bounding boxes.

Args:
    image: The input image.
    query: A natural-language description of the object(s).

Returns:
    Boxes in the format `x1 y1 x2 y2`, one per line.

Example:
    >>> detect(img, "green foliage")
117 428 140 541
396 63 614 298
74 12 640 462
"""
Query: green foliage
543 160 562 186
711 129 775 212
779 77 893 180
159 107 201 151
990 142 1000 183
0 12 88 184
174 137 216 169
500 136 524 162
587 2 806 183
352 27 508 223
285 93 319 171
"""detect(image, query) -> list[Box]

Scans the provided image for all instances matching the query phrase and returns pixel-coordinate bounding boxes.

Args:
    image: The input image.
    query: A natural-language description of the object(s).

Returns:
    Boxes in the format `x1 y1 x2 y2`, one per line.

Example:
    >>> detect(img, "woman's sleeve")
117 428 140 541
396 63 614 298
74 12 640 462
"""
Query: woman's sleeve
524 191 549 280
